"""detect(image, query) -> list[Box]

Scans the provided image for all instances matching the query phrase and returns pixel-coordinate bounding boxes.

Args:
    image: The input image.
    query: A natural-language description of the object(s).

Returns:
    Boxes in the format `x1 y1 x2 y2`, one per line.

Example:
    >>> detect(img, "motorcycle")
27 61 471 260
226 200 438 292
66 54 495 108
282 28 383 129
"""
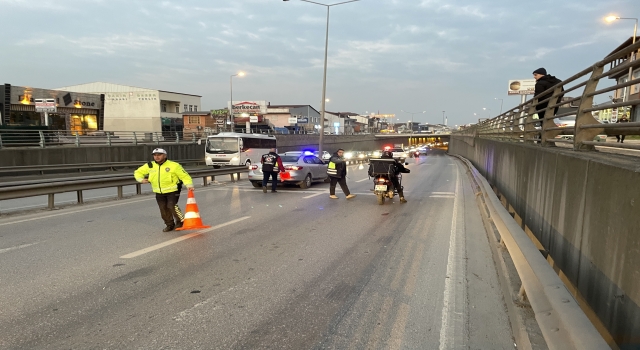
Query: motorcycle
369 158 407 205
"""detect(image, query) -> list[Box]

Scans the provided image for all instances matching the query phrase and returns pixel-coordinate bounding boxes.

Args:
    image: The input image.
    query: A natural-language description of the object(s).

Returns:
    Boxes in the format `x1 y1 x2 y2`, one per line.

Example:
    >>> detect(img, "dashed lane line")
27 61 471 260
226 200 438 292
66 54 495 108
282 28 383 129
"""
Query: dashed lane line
120 216 250 259
303 192 325 199
0 242 42 254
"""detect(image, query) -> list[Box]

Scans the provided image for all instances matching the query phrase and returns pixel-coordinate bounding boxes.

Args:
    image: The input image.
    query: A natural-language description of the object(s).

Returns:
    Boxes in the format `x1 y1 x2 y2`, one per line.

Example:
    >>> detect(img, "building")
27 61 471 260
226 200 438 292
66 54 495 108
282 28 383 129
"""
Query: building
264 104 321 133
605 37 640 121
182 111 217 141
1 83 103 134
55 82 201 133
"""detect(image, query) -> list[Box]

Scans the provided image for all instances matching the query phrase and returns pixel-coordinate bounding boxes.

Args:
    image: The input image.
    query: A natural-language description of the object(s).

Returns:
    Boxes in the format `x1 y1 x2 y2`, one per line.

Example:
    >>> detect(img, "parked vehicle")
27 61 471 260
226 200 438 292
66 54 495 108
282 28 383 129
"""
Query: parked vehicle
248 151 328 189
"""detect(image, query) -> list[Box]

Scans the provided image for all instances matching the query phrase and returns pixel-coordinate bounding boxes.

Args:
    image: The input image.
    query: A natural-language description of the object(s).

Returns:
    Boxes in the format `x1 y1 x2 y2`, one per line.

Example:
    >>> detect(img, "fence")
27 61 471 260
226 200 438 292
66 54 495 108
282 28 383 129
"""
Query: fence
455 40 640 151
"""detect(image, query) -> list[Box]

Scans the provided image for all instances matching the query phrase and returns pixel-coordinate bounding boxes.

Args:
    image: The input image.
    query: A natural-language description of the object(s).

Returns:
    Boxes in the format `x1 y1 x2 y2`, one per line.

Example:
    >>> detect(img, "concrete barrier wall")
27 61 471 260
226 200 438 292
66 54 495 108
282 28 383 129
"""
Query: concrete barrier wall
0 135 413 166
449 136 640 348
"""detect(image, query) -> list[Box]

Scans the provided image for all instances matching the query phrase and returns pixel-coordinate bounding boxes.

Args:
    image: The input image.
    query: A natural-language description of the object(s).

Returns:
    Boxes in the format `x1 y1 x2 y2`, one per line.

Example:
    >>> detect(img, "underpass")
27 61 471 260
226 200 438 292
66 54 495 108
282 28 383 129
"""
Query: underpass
0 150 521 349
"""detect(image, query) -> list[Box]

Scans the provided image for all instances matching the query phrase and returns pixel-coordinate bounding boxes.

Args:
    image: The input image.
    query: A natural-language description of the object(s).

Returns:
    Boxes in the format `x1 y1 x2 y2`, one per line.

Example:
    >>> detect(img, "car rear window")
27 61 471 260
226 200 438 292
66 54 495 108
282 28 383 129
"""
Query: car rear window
280 155 300 162
391 148 404 152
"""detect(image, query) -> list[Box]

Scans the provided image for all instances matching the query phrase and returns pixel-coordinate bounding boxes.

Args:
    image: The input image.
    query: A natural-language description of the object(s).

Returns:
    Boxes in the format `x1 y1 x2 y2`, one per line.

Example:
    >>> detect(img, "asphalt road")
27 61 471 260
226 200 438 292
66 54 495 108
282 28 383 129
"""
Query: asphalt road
0 150 515 349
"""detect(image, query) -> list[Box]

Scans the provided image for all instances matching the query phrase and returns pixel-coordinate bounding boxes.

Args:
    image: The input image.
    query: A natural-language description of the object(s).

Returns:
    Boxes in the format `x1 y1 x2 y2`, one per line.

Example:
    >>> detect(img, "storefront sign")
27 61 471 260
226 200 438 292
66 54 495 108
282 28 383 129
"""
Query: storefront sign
230 101 267 116
297 117 309 123
211 109 229 116
250 116 258 123
35 99 57 112
215 117 226 125
288 117 298 123
508 79 536 95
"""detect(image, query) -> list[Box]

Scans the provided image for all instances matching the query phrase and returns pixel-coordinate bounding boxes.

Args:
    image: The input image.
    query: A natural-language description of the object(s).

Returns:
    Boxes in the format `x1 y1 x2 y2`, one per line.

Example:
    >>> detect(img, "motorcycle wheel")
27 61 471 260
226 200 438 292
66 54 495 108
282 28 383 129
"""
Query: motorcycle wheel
376 193 385 205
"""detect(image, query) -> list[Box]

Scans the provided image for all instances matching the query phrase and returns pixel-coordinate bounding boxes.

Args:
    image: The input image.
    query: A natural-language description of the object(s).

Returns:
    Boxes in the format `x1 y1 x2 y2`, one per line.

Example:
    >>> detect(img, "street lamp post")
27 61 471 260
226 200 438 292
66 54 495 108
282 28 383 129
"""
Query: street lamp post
442 110 445 125
230 71 245 132
284 0 359 155
605 16 638 103
495 97 504 116
401 110 425 134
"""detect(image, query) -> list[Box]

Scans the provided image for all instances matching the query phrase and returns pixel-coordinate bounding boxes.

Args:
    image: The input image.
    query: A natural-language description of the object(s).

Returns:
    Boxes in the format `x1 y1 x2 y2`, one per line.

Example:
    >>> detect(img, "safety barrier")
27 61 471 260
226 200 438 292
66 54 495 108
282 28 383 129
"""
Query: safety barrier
0 166 248 210
0 130 199 148
455 40 640 152
457 155 609 350
0 159 205 176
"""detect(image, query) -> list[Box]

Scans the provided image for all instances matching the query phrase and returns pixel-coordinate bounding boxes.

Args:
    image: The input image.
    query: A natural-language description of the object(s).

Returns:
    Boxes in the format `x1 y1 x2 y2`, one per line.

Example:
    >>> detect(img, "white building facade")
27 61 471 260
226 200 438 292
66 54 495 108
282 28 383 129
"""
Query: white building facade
55 82 201 132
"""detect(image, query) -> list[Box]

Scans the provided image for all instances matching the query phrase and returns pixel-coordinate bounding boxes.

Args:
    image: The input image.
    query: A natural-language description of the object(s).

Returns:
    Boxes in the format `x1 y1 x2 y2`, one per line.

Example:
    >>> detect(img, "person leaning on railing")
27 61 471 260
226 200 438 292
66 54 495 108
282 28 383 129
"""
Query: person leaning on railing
533 67 564 117
134 148 194 232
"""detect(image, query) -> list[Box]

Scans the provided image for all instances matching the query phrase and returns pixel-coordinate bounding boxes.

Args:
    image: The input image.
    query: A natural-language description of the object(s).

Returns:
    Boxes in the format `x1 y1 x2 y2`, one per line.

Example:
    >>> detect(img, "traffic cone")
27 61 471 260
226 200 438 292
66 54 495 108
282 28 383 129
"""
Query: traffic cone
175 190 211 231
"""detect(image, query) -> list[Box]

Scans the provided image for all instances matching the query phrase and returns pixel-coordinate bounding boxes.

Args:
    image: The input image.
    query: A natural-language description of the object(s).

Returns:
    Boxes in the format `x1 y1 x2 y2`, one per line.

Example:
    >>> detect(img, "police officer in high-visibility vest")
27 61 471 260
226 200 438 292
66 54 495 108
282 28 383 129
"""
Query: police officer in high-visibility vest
134 148 194 232
327 148 356 200
260 148 285 193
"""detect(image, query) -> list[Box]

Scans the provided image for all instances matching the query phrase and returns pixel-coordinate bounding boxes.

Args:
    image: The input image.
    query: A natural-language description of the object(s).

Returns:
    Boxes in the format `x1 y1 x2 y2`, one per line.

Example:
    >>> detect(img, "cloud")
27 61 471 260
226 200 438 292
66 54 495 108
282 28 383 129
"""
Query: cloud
17 34 167 55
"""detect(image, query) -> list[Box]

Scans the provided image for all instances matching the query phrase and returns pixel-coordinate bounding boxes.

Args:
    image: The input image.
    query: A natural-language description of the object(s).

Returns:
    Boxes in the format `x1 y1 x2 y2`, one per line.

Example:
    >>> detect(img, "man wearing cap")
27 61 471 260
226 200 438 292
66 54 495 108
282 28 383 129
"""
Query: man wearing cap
533 67 563 117
134 148 194 232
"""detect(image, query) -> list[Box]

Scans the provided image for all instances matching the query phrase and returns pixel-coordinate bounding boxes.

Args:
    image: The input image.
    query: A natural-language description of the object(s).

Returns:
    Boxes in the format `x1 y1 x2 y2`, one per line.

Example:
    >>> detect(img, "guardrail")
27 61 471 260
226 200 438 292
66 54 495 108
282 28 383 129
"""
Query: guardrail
454 40 640 152
457 155 609 349
0 166 248 211
0 159 205 176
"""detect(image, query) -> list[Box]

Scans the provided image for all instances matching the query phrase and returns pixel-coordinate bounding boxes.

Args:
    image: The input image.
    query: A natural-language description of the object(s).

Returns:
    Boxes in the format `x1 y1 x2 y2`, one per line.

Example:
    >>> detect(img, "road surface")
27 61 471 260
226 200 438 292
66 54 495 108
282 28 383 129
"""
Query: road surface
0 150 515 349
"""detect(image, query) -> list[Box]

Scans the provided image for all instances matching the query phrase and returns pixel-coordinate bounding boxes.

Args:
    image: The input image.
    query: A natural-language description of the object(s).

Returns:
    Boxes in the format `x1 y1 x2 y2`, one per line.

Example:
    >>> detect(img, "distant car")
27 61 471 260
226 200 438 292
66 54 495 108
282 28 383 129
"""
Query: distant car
313 151 331 161
417 146 428 155
369 150 382 159
554 115 576 128
389 148 408 162
248 151 328 189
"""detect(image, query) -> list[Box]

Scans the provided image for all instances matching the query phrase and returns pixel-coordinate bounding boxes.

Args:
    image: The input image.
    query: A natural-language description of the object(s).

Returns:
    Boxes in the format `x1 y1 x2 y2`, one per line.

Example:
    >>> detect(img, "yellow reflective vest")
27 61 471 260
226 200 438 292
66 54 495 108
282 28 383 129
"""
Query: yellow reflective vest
134 160 193 194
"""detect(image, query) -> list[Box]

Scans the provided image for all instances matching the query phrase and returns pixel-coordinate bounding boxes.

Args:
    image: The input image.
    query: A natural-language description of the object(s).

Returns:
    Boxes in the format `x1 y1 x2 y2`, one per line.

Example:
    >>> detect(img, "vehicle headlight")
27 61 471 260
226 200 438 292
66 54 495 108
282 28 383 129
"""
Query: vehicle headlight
206 156 211 161
358 154 365 158
401 153 407 157
231 157 239 162
344 152 353 159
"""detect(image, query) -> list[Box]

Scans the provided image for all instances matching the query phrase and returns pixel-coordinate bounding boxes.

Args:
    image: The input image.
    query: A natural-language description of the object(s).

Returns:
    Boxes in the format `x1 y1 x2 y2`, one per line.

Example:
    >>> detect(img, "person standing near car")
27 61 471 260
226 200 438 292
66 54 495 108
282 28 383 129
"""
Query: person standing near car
261 148 285 193
134 148 194 232
327 149 356 200
616 114 630 143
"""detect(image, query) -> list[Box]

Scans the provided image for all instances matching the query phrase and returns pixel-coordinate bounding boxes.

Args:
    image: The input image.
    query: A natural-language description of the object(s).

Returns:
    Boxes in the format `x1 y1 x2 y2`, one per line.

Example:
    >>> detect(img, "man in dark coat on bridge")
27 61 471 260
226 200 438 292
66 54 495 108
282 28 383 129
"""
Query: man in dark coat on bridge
533 67 564 117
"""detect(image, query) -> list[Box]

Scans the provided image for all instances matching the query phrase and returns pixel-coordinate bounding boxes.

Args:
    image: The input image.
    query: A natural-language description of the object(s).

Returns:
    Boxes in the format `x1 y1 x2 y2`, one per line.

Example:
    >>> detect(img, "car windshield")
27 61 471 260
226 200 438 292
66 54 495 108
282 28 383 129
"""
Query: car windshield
280 155 300 162
206 137 238 154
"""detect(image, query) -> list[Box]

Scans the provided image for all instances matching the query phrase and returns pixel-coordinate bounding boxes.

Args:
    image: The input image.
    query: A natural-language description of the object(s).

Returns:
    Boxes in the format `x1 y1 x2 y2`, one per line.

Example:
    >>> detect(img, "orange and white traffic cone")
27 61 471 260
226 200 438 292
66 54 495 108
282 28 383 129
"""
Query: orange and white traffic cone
175 190 211 231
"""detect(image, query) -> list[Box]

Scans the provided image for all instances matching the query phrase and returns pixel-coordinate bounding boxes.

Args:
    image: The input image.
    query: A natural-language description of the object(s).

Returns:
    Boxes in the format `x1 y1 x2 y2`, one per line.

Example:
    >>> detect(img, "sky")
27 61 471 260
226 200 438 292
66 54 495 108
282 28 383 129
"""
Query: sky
1 0 639 126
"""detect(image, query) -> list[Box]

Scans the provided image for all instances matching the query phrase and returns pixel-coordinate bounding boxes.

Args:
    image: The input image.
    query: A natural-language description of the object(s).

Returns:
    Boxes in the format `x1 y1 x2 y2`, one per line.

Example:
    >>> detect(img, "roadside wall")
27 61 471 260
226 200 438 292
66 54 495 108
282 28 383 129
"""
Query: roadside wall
0 135 412 166
449 136 640 348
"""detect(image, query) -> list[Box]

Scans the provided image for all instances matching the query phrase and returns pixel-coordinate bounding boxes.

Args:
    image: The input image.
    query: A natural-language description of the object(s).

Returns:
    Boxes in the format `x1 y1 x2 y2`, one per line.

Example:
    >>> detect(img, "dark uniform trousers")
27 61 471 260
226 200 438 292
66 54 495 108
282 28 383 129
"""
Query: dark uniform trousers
156 191 183 227
329 177 350 196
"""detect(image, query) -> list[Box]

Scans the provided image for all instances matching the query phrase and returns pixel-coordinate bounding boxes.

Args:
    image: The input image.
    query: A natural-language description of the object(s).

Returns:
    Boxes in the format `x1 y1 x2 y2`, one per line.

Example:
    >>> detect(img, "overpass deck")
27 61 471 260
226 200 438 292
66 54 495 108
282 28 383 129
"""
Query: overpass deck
0 151 531 349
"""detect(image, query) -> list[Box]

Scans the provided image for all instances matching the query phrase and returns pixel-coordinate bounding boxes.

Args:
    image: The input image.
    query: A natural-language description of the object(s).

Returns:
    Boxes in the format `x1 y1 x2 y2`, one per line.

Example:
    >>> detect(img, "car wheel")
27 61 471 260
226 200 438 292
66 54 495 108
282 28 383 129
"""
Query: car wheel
300 174 312 189
251 181 262 188
245 160 251 166
377 193 385 205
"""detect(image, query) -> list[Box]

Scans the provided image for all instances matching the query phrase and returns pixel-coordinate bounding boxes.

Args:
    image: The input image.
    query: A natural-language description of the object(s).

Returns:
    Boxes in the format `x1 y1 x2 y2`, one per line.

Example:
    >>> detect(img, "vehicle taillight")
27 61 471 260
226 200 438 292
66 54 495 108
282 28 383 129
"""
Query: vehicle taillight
285 166 303 170
378 178 386 183
250 165 258 170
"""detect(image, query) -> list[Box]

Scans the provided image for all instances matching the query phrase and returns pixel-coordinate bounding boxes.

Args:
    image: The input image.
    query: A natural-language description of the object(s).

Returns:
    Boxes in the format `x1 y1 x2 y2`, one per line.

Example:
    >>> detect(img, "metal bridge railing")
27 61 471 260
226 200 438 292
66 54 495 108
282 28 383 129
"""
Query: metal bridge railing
454 40 640 152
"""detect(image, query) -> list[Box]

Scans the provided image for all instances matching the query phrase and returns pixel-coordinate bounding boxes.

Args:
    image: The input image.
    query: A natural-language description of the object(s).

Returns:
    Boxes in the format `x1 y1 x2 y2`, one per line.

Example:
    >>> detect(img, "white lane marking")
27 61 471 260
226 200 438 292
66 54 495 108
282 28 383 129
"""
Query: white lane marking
429 195 455 198
439 164 466 349
0 242 41 254
356 178 370 183
431 192 455 195
303 192 325 199
120 216 250 259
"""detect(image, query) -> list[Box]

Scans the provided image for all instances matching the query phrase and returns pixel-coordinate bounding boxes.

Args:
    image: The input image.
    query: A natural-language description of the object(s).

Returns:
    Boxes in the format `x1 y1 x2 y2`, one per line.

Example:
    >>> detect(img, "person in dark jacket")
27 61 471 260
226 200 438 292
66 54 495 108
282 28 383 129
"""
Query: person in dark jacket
616 114 630 143
533 67 564 117
327 149 356 199
377 150 409 203
260 148 285 193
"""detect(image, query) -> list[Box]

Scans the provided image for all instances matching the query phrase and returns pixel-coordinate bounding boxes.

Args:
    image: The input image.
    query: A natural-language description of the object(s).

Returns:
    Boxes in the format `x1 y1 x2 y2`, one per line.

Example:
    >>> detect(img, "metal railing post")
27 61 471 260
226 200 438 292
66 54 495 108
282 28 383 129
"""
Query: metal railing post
77 190 84 204
192 133 196 144
176 132 180 144
75 132 80 147
39 131 45 148
133 132 138 145
107 132 112 146
541 86 565 146
575 65 606 151
0 134 3 149
155 132 160 145
48 194 54 209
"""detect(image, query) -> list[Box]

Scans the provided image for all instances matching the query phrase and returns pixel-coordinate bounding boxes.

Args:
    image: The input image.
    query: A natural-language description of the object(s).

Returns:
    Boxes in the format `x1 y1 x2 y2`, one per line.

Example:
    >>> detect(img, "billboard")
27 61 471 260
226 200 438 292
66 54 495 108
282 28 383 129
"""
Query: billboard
508 79 536 95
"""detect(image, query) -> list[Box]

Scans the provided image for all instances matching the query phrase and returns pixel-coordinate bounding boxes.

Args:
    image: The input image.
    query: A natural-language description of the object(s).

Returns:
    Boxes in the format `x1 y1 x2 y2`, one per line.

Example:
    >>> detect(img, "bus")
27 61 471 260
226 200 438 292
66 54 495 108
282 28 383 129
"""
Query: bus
204 133 277 167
